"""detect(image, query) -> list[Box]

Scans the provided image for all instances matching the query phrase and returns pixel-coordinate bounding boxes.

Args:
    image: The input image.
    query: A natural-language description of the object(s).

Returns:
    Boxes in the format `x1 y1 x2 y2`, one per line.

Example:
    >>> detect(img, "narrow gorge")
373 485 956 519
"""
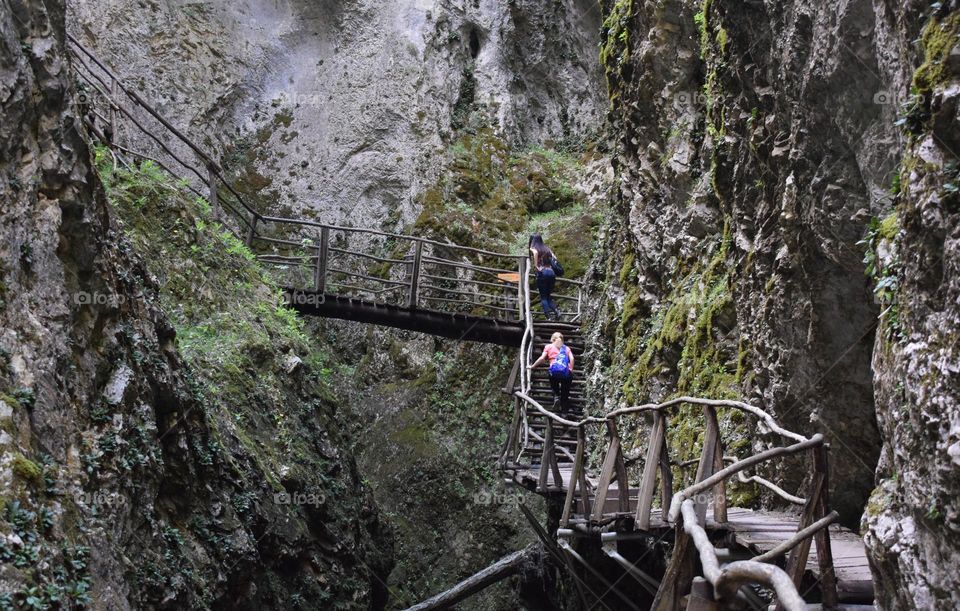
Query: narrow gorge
1 0 958 610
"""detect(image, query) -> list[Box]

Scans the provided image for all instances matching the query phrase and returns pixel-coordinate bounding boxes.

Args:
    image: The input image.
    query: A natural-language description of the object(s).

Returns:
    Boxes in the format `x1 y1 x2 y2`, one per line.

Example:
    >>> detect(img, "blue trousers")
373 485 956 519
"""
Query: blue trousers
536 268 558 316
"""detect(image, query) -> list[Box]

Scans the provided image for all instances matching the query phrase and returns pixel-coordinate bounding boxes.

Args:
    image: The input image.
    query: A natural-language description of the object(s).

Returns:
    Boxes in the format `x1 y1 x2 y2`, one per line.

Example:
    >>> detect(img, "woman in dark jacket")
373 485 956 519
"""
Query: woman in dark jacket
529 234 559 320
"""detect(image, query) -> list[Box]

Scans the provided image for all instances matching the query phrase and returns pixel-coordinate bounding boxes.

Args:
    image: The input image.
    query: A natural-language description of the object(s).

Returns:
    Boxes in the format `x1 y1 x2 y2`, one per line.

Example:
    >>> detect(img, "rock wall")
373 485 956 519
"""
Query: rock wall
589 0 959 607
0 1 390 607
863 5 960 609
589 0 913 524
66 0 606 227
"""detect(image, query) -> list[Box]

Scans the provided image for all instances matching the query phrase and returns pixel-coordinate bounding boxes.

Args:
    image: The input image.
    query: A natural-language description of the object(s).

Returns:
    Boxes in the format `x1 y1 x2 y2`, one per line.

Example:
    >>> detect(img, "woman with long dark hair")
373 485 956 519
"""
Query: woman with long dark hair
529 234 559 320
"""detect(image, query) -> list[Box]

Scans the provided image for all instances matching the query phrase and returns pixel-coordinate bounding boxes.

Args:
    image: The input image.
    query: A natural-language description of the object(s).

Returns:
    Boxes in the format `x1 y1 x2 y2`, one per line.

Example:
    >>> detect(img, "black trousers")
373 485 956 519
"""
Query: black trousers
549 371 572 411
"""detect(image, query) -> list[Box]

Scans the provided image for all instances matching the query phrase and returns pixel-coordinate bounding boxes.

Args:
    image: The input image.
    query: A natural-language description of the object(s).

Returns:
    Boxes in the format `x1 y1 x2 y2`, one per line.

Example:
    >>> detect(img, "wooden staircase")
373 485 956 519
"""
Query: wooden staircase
518 321 585 471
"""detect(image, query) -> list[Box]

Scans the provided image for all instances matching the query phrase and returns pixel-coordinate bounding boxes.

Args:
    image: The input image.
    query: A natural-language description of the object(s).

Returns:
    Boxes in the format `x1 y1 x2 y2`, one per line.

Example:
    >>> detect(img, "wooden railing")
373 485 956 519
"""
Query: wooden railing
503 351 840 611
67 36 583 324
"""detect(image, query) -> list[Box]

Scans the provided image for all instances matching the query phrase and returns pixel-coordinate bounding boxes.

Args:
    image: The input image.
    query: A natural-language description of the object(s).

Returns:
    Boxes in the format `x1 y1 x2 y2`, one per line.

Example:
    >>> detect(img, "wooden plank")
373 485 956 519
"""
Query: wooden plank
316 226 329 293
561 427 586 526
652 526 697 611
408 241 423 309
659 426 673 512
610 420 632 513
636 411 665 529
813 445 839 607
712 438 727 523
501 398 521 467
693 406 720 523
591 432 621 521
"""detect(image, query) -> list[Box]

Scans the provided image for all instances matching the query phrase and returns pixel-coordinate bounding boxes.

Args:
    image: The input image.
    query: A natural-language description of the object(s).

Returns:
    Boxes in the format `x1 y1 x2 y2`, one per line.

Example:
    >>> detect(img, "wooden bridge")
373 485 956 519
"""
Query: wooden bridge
69 37 876 611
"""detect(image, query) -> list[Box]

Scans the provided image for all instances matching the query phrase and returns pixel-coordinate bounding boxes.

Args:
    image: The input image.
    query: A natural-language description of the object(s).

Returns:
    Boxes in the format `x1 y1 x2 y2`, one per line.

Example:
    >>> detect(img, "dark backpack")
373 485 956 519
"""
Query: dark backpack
550 255 565 277
549 346 572 376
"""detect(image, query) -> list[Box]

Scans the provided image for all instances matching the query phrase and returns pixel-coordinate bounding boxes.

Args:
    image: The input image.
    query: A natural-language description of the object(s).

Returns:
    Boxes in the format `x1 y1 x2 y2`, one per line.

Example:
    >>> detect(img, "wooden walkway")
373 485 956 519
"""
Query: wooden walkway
506 463 873 604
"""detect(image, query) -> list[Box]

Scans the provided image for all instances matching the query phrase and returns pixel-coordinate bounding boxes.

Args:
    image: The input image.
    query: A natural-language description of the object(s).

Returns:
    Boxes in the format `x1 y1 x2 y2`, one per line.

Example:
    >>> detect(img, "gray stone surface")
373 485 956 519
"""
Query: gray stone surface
67 0 606 227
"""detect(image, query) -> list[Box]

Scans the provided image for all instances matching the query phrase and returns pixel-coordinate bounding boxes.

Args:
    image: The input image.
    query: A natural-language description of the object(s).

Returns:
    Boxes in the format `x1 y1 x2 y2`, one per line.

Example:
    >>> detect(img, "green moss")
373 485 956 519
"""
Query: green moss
715 26 728 54
619 251 636 285
913 11 960 94
409 129 596 279
0 393 19 410
693 0 715 59
878 211 900 240
273 109 294 128
620 221 737 404
11 454 43 486
600 0 635 105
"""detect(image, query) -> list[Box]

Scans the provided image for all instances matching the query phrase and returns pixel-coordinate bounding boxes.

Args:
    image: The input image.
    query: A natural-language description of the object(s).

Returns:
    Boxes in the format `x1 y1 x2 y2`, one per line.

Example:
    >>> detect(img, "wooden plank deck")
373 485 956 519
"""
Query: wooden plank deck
505 466 875 604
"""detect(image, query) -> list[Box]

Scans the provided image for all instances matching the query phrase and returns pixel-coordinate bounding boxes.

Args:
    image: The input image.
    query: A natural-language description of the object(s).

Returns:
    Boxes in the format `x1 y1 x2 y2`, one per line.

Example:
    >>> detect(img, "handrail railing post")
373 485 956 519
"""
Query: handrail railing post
561 425 587 526
516 257 525 322
713 440 727 523
246 214 258 248
408 241 423 309
109 77 118 146
316 226 329 293
636 410 666 529
813 444 838 608
207 162 221 221
693 405 721 523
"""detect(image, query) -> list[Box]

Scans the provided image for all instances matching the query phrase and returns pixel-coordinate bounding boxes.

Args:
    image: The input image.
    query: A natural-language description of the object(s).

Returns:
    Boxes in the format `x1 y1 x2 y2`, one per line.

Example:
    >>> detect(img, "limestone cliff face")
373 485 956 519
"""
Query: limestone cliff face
862 5 960 608
588 0 914 523
589 0 959 607
0 1 390 607
66 0 606 226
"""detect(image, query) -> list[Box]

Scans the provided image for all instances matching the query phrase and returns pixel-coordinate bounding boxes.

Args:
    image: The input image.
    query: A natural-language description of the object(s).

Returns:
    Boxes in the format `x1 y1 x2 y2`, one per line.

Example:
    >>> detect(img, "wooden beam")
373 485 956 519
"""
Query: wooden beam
659 425 674 513
636 411 666 529
693 406 720 524
591 429 621 521
408 241 423 309
652 526 698 611
404 545 538 611
813 445 839 608
712 437 727 524
561 426 586 526
316 226 329 293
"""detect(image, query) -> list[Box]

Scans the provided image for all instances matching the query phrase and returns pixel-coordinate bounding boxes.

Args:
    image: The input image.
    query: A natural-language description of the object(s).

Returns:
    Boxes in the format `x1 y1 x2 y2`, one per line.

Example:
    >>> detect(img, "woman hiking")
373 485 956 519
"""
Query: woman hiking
530 332 575 413
529 234 560 320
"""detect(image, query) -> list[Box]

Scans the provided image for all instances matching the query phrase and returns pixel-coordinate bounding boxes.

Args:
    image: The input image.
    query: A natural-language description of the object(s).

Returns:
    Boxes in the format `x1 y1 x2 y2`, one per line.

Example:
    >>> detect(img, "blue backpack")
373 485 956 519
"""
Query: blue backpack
549 346 572 376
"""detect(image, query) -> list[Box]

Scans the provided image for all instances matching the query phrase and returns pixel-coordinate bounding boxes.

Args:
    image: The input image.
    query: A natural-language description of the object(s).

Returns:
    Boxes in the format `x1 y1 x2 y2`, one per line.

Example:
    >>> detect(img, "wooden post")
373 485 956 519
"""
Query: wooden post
782 448 825 603
408 241 423 309
316 226 329 293
561 426 586 526
685 577 720 611
693 406 720 524
500 398 522 469
591 420 623 521
207 163 221 221
659 422 674 515
611 420 631 513
516 258 525 321
652 525 698 611
245 214 258 248
813 445 839 608
109 77 118 145
636 411 666 529
712 438 727 524
538 419 557 492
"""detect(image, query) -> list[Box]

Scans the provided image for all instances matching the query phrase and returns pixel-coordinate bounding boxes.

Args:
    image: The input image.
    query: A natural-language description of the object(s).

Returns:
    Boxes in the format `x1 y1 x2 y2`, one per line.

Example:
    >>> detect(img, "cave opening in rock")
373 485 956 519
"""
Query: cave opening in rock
469 27 481 59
